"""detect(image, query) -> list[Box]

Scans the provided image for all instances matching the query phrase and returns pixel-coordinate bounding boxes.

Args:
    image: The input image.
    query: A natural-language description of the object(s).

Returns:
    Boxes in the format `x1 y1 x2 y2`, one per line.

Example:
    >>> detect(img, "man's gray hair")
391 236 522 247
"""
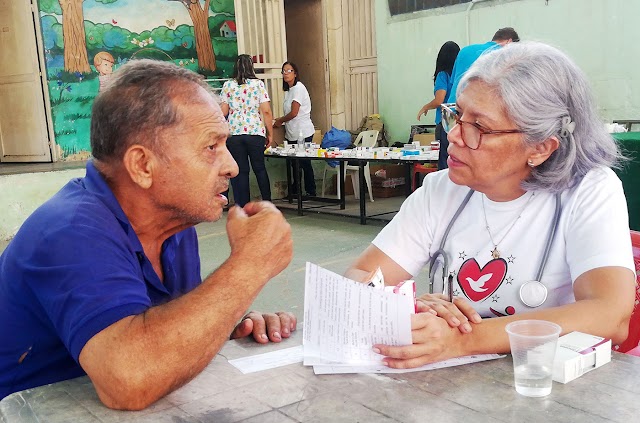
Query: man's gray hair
458 41 622 193
90 59 214 163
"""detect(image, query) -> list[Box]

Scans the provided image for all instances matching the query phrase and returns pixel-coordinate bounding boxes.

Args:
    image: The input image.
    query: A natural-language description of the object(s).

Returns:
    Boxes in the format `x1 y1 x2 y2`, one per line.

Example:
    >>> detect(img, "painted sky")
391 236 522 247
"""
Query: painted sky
83 0 193 33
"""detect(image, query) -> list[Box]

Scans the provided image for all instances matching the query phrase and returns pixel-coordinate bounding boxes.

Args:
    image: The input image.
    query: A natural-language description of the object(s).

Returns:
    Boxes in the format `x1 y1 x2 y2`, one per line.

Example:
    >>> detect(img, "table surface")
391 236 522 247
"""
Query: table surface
2 330 639 423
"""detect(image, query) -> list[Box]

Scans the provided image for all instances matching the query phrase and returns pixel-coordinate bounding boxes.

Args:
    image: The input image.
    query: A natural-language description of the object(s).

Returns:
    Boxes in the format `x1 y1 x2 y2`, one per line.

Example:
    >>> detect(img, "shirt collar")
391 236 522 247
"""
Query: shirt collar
81 160 186 251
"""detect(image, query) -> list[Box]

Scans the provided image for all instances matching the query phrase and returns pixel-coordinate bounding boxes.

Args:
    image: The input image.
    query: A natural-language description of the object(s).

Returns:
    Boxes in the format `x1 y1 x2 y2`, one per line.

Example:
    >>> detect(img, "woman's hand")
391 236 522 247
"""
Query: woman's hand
229 311 297 343
265 132 273 147
416 293 481 333
374 312 461 368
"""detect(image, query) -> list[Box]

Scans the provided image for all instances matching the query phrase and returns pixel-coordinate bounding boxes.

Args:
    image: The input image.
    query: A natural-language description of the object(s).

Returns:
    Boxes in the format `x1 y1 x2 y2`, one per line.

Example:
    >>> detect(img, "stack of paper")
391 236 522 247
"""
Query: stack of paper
302 262 504 374
303 262 415 371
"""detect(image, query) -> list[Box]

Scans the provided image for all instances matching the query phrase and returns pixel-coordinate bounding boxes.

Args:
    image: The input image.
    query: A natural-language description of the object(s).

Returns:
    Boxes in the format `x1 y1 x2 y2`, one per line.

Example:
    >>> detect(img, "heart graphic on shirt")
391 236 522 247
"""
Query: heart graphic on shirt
457 258 507 302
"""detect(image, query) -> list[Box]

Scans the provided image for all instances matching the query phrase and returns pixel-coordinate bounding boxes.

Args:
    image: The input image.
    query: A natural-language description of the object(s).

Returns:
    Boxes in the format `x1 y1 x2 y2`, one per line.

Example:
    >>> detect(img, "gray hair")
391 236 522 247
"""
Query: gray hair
458 41 623 193
90 59 214 163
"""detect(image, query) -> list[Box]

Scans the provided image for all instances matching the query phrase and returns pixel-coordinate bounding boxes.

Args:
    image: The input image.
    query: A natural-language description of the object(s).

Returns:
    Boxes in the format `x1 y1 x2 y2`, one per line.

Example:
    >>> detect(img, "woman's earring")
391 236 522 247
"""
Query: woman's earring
527 159 535 168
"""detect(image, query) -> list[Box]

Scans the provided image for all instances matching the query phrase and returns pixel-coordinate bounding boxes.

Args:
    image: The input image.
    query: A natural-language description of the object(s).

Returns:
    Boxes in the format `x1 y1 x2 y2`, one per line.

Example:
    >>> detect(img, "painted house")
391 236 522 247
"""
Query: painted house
220 20 237 38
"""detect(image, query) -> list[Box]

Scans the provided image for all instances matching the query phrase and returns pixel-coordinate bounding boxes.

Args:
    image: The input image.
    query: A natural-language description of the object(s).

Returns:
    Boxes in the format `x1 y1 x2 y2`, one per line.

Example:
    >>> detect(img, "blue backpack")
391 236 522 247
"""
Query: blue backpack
321 127 352 167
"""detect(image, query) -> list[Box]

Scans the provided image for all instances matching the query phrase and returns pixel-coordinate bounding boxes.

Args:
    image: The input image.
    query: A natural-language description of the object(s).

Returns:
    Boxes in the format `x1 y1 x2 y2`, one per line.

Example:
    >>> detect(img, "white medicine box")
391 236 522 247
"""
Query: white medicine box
552 331 611 384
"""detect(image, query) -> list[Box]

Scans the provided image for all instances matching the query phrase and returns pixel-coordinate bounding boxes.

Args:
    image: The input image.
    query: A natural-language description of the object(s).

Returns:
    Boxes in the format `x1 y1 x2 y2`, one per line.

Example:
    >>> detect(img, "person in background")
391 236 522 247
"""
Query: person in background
436 27 520 168
274 61 317 199
0 59 295 408
346 42 635 368
417 41 460 170
220 54 274 207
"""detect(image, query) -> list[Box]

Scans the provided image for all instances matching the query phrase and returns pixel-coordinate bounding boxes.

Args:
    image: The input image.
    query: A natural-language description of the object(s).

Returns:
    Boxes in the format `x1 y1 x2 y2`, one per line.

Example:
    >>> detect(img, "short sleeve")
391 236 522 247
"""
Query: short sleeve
221 81 232 104
27 220 151 362
565 168 636 280
257 80 270 103
372 184 434 276
289 84 307 106
434 71 449 94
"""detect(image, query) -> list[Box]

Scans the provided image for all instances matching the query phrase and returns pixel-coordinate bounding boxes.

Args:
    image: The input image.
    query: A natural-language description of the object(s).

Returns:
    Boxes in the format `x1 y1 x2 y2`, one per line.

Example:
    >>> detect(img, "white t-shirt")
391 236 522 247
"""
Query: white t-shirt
373 168 635 318
283 81 315 141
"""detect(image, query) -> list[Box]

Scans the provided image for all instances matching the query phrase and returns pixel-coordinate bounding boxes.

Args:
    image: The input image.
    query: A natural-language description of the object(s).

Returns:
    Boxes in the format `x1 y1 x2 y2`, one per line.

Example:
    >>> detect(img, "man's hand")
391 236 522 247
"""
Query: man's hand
226 202 293 281
416 293 482 334
230 311 297 343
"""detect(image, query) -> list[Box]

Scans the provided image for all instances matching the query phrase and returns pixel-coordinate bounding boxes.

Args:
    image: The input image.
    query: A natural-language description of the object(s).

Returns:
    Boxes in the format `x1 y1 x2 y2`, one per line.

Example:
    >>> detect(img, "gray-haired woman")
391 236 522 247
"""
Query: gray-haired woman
345 42 636 368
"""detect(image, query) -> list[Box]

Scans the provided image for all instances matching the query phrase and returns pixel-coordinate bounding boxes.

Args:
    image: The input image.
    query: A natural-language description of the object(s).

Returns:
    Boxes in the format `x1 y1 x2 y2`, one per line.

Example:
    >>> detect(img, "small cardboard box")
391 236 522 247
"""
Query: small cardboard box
413 133 436 146
552 331 611 384
273 126 285 146
312 128 322 145
370 164 406 198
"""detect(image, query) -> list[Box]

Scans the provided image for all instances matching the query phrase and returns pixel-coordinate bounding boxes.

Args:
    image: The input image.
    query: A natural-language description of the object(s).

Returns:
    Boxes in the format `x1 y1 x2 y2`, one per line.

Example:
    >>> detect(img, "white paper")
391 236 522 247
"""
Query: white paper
303 262 413 366
228 345 303 374
312 354 505 374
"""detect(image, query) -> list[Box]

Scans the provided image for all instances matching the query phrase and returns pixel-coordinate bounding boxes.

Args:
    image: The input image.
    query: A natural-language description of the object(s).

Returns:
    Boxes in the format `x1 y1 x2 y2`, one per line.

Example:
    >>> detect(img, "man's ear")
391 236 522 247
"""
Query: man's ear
528 136 560 167
122 144 155 189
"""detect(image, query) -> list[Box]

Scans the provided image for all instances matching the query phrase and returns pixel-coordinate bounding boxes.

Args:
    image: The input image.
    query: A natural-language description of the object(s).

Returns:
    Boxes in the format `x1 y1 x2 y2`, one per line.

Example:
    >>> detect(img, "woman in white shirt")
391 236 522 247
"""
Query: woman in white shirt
274 62 316 198
220 55 274 207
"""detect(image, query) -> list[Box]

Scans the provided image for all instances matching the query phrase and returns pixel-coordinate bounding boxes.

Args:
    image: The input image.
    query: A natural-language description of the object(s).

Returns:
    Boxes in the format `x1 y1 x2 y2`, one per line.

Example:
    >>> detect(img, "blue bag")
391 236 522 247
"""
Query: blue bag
321 127 352 167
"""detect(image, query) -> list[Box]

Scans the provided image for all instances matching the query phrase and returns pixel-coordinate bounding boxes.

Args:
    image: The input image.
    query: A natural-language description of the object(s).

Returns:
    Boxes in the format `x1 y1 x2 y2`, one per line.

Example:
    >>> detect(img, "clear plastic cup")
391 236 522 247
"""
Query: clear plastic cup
505 320 561 397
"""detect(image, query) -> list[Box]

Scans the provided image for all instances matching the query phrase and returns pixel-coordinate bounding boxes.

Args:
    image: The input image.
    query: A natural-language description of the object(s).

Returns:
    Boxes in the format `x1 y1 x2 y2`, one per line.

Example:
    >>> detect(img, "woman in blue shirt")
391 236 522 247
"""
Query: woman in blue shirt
417 41 460 170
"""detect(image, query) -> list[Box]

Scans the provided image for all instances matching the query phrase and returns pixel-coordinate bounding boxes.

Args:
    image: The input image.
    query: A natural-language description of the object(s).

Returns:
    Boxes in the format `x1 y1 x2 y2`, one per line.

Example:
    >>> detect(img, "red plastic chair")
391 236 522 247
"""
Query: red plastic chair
411 163 438 191
613 230 640 353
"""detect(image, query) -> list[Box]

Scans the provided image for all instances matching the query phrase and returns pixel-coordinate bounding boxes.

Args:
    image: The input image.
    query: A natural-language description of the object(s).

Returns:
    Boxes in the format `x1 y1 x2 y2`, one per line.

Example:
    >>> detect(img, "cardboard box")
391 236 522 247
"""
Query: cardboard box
370 164 406 198
552 331 611 384
413 133 436 146
312 128 322 145
273 126 285 146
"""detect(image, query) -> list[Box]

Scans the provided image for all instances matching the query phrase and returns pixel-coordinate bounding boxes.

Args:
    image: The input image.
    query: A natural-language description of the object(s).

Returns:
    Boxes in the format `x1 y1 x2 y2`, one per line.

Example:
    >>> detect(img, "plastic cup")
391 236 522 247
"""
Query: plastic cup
505 320 561 397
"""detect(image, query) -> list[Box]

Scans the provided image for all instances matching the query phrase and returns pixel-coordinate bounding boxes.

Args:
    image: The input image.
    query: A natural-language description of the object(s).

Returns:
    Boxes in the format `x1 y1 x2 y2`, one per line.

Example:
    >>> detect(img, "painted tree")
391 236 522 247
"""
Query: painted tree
39 0 118 74
167 0 216 72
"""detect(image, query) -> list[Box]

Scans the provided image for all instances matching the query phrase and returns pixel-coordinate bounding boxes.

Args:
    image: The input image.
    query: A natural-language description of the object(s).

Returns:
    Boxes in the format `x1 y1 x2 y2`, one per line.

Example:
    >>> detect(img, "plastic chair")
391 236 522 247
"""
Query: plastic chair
345 130 378 201
321 130 379 201
613 230 640 354
321 162 341 199
412 163 438 191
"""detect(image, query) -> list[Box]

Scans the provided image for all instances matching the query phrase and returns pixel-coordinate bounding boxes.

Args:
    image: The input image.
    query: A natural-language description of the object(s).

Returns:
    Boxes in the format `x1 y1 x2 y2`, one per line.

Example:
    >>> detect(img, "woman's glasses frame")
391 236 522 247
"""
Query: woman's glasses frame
441 103 524 150
281 69 295 75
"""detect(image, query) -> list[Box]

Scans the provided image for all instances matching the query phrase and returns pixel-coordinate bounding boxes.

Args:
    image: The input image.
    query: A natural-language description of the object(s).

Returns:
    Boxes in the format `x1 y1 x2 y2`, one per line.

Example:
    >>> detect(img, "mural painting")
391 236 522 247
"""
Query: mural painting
37 0 237 160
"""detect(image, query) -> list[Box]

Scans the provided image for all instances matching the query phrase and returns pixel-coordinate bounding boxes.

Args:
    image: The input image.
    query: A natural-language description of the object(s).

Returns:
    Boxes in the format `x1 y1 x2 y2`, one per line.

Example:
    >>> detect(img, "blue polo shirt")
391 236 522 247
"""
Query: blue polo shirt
0 161 202 399
447 41 498 104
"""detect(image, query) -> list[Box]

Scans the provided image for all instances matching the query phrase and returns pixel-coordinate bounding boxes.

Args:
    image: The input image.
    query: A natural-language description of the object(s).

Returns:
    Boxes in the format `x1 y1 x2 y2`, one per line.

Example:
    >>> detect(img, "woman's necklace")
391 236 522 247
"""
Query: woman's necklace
482 192 535 259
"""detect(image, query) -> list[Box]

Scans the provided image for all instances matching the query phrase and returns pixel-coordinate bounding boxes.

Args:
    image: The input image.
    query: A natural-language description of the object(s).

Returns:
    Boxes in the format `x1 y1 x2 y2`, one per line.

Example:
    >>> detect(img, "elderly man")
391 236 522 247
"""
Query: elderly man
0 60 294 410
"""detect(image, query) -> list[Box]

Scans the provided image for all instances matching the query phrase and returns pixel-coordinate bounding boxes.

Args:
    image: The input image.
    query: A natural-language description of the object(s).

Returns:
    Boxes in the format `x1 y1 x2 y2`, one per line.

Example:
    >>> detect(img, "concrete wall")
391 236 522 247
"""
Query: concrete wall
0 170 85 241
375 0 640 142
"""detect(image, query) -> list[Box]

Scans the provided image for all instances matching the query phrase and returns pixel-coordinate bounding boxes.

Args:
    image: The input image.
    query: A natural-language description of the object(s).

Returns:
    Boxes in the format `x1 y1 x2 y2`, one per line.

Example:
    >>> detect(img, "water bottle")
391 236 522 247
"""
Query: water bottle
297 131 305 152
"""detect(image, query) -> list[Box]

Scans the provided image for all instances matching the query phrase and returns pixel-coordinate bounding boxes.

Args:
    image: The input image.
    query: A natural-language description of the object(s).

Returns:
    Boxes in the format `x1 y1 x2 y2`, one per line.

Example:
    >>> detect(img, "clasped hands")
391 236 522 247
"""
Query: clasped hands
373 294 482 369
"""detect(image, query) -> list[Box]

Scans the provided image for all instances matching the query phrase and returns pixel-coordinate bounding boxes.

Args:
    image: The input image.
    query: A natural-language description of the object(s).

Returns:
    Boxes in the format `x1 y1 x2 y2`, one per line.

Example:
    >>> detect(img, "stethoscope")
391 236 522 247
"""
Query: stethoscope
428 189 562 308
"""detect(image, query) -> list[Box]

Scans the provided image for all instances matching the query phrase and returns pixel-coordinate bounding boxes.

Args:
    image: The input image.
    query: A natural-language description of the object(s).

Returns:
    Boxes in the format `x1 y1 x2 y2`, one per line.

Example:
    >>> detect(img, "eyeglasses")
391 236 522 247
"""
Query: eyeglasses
441 103 524 150
281 69 295 75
